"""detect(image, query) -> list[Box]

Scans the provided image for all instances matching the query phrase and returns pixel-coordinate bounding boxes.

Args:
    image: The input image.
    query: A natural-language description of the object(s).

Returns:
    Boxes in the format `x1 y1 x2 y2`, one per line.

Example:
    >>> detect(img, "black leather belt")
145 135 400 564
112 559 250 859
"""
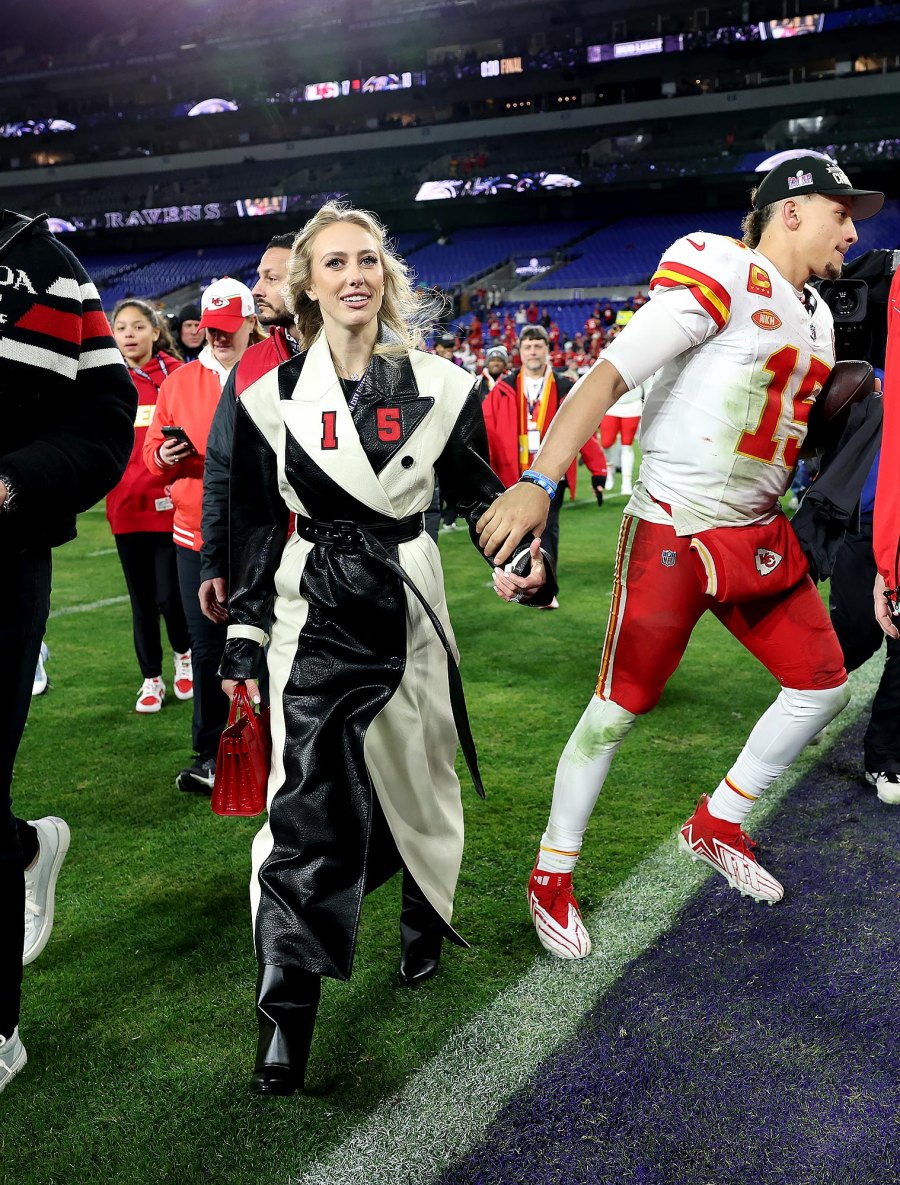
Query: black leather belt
295 514 424 548
294 513 484 798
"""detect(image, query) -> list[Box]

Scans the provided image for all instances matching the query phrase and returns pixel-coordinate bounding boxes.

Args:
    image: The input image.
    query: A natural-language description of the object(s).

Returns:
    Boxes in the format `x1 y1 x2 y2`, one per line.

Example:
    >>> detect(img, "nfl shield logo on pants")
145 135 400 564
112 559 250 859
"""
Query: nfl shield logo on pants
661 549 677 568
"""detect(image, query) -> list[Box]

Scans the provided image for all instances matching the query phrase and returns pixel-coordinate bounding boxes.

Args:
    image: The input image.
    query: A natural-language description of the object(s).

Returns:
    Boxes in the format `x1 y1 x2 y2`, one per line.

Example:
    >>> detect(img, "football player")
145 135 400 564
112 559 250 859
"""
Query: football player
479 154 885 957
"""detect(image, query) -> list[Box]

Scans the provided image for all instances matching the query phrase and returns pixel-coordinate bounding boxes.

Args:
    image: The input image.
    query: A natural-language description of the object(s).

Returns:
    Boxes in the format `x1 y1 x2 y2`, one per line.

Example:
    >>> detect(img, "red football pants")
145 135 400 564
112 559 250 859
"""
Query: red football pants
596 516 847 715
601 415 640 448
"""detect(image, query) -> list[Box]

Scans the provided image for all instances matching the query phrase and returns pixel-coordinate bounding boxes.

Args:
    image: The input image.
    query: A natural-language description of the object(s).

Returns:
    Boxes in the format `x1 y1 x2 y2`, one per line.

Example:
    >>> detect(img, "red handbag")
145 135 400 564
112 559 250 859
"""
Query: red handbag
211 683 271 817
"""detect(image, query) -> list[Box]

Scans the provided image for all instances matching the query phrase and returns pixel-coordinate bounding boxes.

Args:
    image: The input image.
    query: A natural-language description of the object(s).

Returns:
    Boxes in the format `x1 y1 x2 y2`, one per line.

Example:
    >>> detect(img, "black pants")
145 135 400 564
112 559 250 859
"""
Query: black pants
115 533 191 679
829 518 900 773
176 546 229 762
0 549 50 1038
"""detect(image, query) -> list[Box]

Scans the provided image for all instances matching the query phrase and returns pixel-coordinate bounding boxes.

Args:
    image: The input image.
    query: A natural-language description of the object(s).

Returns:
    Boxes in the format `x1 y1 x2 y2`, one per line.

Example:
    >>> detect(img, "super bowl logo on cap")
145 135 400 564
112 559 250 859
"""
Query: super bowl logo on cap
788 170 813 190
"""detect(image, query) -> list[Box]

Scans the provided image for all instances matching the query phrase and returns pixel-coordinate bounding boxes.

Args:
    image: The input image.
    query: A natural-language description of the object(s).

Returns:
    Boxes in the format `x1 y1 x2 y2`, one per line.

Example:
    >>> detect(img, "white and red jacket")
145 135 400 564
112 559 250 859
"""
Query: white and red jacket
106 350 183 535
143 345 229 551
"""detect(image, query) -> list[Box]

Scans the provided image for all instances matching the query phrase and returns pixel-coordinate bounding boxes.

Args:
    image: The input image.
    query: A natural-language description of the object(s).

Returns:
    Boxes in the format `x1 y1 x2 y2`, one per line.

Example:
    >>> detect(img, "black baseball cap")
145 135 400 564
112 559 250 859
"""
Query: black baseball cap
436 333 457 348
753 155 883 220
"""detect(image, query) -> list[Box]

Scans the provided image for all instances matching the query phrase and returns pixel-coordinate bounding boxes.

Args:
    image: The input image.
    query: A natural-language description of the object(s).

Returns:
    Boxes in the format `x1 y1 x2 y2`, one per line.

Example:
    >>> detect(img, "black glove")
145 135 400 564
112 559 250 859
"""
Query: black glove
591 473 605 508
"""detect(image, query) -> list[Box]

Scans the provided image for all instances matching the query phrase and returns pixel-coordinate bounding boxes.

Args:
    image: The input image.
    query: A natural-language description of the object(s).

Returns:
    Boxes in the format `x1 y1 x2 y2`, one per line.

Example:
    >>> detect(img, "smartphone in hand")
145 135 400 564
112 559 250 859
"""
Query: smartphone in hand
161 425 197 454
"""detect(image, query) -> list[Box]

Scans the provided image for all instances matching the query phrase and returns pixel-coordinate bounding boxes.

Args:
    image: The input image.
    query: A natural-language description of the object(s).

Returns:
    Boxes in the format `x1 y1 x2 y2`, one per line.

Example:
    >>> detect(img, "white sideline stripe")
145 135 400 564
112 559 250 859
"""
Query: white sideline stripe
49 595 129 618
87 547 117 557
294 661 879 1185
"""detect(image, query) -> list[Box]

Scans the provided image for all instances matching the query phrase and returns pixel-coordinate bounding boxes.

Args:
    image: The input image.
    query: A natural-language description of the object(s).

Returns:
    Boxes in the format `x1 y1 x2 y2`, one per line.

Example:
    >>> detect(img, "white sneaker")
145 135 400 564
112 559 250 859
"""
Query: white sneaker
0 1028 27 1094
604 473 616 491
23 816 71 965
32 643 49 696
620 484 633 496
865 771 900 805
136 676 165 714
172 651 193 701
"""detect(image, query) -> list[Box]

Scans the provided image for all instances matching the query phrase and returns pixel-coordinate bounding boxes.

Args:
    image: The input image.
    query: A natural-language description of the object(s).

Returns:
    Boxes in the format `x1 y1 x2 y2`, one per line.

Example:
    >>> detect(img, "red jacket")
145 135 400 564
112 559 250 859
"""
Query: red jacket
482 368 606 494
234 326 296 396
106 351 184 534
143 347 226 551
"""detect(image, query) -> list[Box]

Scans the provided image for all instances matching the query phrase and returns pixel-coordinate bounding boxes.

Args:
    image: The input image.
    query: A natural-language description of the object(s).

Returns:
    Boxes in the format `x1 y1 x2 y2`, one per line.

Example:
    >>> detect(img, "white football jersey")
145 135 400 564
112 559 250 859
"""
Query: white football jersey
633 231 834 534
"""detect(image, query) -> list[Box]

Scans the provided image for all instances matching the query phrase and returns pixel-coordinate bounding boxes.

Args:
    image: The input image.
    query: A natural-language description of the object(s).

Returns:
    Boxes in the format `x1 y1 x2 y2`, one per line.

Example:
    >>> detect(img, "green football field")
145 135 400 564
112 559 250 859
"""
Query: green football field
2 492 875 1184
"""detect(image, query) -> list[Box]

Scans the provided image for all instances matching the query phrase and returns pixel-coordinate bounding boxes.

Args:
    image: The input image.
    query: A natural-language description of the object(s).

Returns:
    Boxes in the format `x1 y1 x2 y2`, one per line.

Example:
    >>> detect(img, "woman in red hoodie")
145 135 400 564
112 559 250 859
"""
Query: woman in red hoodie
108 299 193 715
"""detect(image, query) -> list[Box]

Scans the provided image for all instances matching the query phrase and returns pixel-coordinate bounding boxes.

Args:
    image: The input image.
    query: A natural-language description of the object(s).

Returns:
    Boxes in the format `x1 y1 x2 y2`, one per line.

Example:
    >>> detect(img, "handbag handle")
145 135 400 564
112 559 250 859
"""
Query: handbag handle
227 680 256 727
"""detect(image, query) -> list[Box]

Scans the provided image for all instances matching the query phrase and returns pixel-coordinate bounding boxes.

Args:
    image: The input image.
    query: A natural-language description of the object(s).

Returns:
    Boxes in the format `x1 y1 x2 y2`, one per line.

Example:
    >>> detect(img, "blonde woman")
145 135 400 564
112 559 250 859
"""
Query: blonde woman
219 202 551 1095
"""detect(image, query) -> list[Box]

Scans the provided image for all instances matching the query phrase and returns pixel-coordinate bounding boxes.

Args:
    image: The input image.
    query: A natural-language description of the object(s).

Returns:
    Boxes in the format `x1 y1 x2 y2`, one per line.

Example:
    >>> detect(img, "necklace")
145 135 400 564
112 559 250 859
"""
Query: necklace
332 352 370 382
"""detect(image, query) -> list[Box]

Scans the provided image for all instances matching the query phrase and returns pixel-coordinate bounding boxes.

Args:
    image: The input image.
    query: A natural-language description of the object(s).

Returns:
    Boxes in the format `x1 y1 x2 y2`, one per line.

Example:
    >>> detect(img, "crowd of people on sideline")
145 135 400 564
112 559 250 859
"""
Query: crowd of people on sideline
3 159 897 1103
433 293 645 383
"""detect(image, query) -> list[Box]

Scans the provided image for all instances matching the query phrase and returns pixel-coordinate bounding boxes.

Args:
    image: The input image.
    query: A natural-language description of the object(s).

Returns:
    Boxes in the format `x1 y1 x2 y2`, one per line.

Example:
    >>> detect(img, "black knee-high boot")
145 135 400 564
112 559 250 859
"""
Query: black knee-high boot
250 964 321 1096
399 867 444 987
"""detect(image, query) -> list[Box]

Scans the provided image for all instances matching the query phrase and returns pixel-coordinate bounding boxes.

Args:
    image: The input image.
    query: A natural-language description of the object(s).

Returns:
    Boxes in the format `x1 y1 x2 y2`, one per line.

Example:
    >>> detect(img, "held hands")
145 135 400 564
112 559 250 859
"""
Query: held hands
477 483 552 566
221 678 261 703
874 572 900 640
491 537 547 603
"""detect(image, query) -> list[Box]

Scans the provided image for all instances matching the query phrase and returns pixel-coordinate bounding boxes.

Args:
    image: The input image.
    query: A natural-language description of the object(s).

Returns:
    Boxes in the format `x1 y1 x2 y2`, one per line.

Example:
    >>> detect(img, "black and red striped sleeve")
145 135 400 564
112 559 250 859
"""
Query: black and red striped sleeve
0 231 136 541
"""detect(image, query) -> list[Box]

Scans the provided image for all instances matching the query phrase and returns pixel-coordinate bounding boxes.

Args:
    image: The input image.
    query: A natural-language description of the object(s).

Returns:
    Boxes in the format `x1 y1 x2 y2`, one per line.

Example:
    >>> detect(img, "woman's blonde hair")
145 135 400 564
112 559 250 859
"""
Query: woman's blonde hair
247 317 268 346
284 201 440 356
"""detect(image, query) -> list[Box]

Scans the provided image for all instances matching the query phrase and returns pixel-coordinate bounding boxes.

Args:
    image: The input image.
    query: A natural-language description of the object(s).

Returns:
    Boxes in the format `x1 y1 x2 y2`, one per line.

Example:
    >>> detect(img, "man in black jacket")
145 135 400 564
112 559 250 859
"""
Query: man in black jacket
0 211 135 1094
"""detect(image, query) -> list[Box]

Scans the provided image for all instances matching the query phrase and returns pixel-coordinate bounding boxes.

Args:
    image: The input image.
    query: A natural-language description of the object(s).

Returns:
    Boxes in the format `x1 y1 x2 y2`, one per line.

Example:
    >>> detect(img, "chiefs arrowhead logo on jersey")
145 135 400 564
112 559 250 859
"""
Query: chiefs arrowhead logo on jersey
752 309 782 331
747 264 773 298
755 548 783 576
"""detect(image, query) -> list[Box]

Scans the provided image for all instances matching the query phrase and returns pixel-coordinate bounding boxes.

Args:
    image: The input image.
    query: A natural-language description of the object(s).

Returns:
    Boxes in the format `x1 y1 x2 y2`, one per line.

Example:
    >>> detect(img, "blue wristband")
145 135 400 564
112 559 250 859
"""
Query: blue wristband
519 469 558 499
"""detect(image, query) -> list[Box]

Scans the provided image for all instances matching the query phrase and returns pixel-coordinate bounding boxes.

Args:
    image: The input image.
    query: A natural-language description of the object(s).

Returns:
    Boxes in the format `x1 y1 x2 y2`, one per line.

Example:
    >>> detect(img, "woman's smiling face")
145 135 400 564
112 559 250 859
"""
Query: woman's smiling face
305 222 384 334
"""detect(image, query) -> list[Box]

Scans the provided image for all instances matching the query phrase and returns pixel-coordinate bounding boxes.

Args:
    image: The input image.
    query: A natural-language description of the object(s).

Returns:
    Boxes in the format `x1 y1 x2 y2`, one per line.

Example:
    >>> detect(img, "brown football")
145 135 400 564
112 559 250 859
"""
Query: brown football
805 359 875 451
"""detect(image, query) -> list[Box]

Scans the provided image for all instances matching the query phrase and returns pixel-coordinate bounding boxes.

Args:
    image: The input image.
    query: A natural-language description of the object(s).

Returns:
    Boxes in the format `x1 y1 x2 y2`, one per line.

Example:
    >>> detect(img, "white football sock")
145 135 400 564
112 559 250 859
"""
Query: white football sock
620 444 635 491
708 682 850 824
537 695 637 872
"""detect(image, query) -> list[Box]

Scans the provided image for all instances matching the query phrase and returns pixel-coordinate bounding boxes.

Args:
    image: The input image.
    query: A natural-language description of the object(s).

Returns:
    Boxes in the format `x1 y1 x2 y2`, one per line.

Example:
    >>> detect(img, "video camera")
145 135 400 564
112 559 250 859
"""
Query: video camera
811 248 899 365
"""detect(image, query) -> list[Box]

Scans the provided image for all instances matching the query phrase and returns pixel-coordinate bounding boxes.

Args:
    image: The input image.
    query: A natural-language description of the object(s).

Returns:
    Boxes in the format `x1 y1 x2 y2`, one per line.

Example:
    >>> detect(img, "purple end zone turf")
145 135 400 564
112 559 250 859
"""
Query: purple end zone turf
440 714 900 1185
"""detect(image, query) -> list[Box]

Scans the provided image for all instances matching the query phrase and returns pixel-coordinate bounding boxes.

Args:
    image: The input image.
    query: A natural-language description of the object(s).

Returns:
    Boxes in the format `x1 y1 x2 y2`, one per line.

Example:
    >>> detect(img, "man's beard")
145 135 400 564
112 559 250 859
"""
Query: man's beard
257 306 294 329
823 261 841 281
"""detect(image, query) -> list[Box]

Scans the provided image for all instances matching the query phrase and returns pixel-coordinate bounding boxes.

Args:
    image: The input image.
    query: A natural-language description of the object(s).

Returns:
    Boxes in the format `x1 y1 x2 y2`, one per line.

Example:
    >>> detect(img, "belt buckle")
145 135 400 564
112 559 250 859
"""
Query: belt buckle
332 519 360 550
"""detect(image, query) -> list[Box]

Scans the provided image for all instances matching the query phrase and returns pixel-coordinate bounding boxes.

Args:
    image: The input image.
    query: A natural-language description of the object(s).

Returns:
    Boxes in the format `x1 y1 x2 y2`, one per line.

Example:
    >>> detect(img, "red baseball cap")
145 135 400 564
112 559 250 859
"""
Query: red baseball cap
198 277 255 332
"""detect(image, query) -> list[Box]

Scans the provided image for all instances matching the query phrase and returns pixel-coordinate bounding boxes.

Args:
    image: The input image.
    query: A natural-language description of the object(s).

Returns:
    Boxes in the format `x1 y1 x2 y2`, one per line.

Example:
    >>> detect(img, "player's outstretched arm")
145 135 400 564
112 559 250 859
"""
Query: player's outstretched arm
477 358 629 564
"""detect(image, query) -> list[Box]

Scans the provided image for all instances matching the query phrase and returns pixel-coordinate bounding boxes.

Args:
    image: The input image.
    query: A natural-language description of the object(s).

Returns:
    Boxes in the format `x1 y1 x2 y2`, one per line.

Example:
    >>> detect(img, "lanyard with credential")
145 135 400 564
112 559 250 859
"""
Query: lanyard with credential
517 369 554 472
